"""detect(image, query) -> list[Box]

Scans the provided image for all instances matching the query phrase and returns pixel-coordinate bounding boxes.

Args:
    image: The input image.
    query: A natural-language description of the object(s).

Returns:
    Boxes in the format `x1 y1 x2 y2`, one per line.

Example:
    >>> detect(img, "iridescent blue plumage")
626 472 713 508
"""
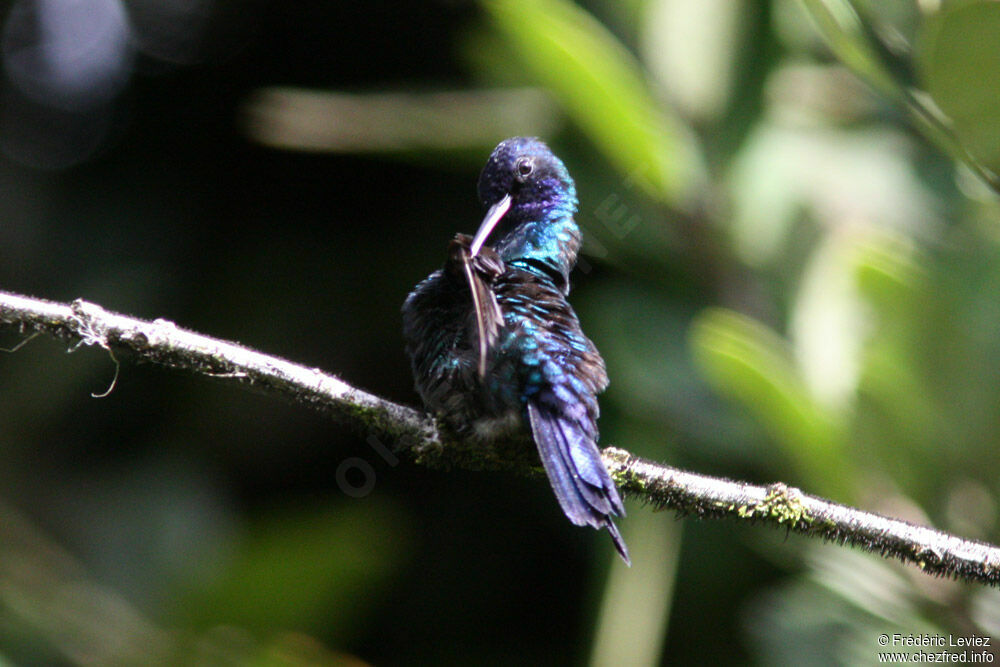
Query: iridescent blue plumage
402 137 629 564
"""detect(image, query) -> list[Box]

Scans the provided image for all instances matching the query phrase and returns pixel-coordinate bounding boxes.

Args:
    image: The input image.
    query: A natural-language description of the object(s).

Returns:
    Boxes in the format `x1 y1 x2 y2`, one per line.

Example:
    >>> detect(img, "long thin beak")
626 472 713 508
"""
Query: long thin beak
469 194 511 257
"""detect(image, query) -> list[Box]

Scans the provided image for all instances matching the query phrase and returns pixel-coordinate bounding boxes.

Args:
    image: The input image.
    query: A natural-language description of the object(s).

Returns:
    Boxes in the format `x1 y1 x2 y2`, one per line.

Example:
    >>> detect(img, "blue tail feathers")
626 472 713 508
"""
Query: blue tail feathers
527 402 630 565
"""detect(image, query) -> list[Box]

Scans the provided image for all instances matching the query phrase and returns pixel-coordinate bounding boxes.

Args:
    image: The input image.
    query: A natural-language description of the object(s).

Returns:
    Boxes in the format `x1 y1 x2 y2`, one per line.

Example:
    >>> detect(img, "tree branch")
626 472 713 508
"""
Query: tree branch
2 288 999 585
603 448 1000 584
0 289 441 456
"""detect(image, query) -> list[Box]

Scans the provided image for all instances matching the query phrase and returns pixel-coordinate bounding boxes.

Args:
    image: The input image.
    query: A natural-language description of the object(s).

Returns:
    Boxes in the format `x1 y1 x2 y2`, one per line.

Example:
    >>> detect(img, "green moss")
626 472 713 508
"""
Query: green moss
737 483 812 526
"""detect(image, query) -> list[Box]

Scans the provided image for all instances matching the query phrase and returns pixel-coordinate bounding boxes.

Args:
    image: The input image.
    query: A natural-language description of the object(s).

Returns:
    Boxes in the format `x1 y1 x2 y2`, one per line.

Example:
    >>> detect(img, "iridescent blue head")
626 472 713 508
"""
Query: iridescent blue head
471 137 581 292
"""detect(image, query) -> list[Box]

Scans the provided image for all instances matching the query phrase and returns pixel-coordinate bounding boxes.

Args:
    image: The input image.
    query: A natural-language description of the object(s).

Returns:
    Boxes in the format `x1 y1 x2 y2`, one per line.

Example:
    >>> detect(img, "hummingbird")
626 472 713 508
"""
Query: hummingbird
402 137 628 564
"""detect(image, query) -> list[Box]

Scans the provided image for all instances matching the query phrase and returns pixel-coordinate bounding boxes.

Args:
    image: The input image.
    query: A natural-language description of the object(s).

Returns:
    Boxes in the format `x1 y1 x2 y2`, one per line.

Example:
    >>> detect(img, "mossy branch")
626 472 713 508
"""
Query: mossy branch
2 288 999 585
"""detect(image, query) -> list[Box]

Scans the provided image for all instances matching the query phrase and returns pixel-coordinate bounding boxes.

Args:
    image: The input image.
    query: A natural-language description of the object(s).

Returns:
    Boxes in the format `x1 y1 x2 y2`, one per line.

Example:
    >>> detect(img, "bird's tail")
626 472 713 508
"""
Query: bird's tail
527 402 630 565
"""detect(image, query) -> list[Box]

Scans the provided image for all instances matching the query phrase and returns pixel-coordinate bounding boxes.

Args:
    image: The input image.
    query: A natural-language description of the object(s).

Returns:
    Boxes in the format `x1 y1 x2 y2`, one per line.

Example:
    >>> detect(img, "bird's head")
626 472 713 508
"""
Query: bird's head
470 138 580 280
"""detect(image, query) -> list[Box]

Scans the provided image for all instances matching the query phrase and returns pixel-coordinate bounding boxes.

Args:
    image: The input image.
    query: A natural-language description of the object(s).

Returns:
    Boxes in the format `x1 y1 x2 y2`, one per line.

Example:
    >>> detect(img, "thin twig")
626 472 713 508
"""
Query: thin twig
2 288 999 585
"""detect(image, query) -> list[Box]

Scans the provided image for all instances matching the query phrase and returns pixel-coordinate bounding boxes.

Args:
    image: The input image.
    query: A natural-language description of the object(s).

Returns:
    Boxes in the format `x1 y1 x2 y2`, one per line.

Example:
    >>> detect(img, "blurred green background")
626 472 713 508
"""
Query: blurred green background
2 0 1000 664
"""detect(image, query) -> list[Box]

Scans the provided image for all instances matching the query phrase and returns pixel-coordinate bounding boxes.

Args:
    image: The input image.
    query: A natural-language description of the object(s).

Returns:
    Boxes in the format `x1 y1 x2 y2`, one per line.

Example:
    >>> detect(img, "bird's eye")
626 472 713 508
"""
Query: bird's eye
515 158 534 178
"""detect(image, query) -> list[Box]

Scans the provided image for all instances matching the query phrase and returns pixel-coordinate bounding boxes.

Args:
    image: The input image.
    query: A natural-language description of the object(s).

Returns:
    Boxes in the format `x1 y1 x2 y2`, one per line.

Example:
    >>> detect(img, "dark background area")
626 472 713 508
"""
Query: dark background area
3 1 1000 664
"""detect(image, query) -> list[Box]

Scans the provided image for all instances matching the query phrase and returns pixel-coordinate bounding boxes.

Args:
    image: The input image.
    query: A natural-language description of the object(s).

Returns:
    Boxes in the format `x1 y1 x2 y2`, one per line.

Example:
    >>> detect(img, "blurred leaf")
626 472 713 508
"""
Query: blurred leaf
793 228 924 418
482 0 706 207
851 232 942 478
791 231 867 413
853 230 923 316
577 282 766 464
798 0 900 97
727 123 939 267
174 499 411 641
243 87 562 155
971 587 1000 639
918 2 1000 177
589 508 679 667
185 627 369 667
900 229 1000 479
800 0 1000 191
849 0 922 57
690 308 851 499
255 632 371 667
745 544 942 665
641 0 744 121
